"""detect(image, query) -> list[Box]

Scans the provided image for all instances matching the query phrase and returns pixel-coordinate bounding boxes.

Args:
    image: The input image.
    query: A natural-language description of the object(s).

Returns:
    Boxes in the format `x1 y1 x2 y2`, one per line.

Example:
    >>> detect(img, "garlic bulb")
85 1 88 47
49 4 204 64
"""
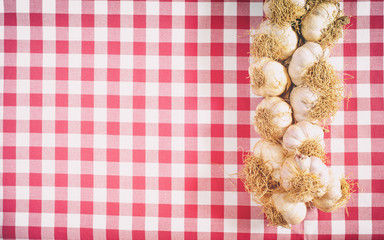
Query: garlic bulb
249 57 291 97
280 154 329 202
290 86 318 123
264 0 307 26
283 121 325 159
254 97 293 140
251 20 298 61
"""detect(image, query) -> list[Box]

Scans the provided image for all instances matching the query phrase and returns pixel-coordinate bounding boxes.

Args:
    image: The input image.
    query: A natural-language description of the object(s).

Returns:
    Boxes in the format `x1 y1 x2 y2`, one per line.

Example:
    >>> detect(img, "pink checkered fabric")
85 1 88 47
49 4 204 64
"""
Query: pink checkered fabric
1 0 383 239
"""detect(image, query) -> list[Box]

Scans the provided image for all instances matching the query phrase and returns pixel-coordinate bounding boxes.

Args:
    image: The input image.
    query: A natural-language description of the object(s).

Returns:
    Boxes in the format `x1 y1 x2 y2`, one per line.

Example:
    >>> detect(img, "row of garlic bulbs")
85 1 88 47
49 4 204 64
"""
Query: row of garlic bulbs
242 0 352 228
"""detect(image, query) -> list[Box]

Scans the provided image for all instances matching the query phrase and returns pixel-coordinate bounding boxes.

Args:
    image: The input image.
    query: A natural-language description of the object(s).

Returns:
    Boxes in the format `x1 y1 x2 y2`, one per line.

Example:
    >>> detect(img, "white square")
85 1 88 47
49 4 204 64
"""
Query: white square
146 55 159 70
224 2 237 16
171 218 184 232
197 218 211 232
68 160 81 174
224 219 237 233
15 212 29 226
197 137 211 151
67 214 81 228
146 1 159 15
16 159 29 173
277 226 291 233
358 165 371 180
332 111 344 125
94 54 108 68
68 134 81 148
42 159 56 173
17 53 30 67
197 110 211 124
93 188 107 202
145 190 159 204
94 161 107 175
145 217 158 231
120 109 133 123
171 137 185 151
94 108 107 122
121 28 133 42
331 220 345 234
356 84 370 98
197 83 210 97
171 163 184 178
330 138 344 153
94 81 108 95
120 82 133 96
171 190 185 205
43 0 56 13
250 219 264 233
172 2 185 16
356 2 370 16
357 111 371 125
17 26 30 40
224 29 238 43
68 1 82 14
145 163 159 177
329 57 343 71
358 193 371 207
94 28 108 42
119 162 132 177
43 53 56 67
145 82 159 96
42 187 55 200
304 220 318 235
68 54 82 68
145 136 159 150
198 2 211 16
119 216 132 230
68 187 81 201
16 106 30 120
356 57 370 71
17 0 30 13
358 138 371 152
359 220 372 234
172 29 185 43
356 29 370 43
119 189 132 204
43 27 56 41
145 109 159 123
16 186 29 199
68 107 81 121
93 215 106 229
224 84 237 97
171 110 185 124
172 83 185 97
197 164 211 178
68 81 81 95
42 80 56 94
42 107 56 121
120 1 133 15
197 29 211 43
172 56 185 70
224 164 237 177
42 133 56 147
224 191 237 206
41 213 55 227
94 1 108 14
224 138 238 151
250 2 263 17
69 27 82 41
197 56 210 70
198 191 211 205
146 28 159 43
224 111 237 125
119 135 133 149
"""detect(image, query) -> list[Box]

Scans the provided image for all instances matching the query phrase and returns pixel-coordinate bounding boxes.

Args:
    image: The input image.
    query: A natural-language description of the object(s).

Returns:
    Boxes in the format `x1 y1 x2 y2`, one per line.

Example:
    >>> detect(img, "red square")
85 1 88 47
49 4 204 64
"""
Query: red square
211 205 224 218
185 205 197 218
81 175 93 188
30 120 42 133
132 203 145 216
211 70 223 83
185 178 198 191
159 232 171 240
82 14 94 27
2 226 16 238
237 124 250 138
372 125 384 138
55 200 68 213
56 68 68 80
371 43 383 57
159 150 171 163
3 173 16 186
185 43 197 56
159 96 171 109
3 147 16 159
107 149 119 162
133 123 145 136
55 174 68 187
133 69 146 82
107 122 120 135
344 125 357 138
4 13 17 26
107 95 120 108
159 43 172 56
345 207 358 220
81 148 93 161
185 151 197 164
158 204 172 217
30 13 42 26
133 176 145 189
56 14 69 26
3 199 16 212
237 98 250 111
211 178 224 191
238 206 251 219
211 43 223 56
371 16 383 29
211 151 224 165
317 209 332 220
80 228 93 239
159 123 172 136
30 173 42 186
159 70 172 82
185 97 197 110
237 43 249 57
29 200 42 213
30 67 42 80
159 177 172 190
371 71 383 84
106 230 119 240
108 15 120 28
185 16 197 29
54 228 67 240
344 43 357 57
81 95 94 108
28 227 41 239
211 16 224 29
133 42 146 55
211 233 223 240
133 96 146 109
345 98 357 111
81 68 94 81
211 97 224 110
159 16 172 28
4 40 17 52
4 93 16 106
132 231 145 239
55 120 68 133
30 94 42 106
82 41 94 54
133 150 145 163
30 147 42 160
4 120 16 133
56 41 68 53
372 207 384 220
371 98 384 111
55 147 68 160
185 232 197 240
185 124 197 137
107 176 120 189
107 202 119 215
237 16 250 29
4 67 17 79
108 42 120 55
56 94 68 107
30 40 43 53
134 15 146 28
211 124 224 137
81 121 94 134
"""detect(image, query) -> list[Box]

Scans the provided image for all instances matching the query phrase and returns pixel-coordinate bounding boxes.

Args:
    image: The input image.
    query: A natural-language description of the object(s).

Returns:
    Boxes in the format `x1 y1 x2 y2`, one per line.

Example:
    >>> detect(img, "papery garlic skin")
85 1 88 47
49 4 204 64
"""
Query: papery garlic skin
263 0 306 19
283 121 325 152
313 169 343 212
258 20 298 60
253 140 286 181
301 3 339 42
249 57 291 97
272 192 307 225
288 42 328 86
290 86 319 122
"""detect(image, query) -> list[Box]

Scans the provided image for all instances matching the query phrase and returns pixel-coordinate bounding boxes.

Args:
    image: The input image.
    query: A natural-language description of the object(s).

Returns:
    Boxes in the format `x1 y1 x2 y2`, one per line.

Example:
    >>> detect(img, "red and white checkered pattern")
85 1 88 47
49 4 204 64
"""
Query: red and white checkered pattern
1 0 383 239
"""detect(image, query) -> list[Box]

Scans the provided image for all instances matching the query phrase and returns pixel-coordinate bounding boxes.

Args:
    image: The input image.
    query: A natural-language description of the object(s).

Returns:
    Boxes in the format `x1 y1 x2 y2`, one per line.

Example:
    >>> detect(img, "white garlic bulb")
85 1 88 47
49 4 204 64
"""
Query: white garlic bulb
264 0 307 23
254 97 293 140
290 86 318 123
249 57 291 97
253 140 286 181
272 192 307 225
288 42 329 86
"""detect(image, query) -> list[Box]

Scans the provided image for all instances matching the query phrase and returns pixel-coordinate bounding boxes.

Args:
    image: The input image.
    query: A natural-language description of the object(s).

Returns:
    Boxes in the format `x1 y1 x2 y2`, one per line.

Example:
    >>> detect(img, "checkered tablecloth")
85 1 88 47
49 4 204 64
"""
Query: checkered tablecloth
1 0 383 239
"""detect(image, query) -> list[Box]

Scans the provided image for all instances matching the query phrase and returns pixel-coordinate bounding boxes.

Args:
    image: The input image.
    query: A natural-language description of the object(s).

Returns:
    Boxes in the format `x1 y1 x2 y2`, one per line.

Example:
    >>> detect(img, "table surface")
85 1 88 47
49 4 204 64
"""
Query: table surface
1 0 384 239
